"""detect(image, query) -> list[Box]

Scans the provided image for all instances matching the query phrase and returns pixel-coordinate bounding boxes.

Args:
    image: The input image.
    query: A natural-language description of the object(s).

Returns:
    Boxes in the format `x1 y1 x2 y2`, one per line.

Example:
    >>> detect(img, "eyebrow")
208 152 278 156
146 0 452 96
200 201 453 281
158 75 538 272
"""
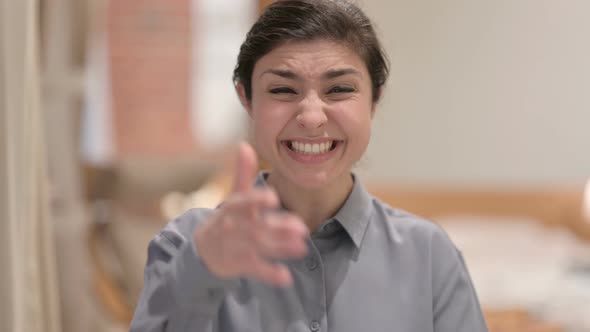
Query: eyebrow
260 68 361 80
322 68 361 79
260 69 301 80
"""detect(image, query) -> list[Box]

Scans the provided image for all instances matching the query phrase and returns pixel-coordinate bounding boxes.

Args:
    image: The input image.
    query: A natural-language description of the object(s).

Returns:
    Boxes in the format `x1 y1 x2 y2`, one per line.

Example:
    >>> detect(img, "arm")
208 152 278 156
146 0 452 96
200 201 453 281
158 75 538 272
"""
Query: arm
431 229 489 332
130 143 308 331
129 210 238 332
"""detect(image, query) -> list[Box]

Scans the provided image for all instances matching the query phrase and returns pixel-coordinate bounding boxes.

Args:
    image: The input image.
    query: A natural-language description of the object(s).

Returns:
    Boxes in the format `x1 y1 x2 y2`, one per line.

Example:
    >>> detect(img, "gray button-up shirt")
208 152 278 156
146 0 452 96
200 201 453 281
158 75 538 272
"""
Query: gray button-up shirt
130 173 489 332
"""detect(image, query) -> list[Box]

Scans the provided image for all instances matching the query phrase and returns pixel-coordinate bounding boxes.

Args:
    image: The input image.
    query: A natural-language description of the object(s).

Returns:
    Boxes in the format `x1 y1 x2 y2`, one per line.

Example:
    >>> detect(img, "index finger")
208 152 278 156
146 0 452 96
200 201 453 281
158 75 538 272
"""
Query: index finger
232 142 259 193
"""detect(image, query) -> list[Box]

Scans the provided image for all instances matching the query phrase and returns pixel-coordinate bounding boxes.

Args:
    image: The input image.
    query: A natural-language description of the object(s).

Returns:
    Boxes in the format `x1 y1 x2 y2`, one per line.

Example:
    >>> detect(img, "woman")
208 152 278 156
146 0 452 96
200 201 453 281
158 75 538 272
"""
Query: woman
130 1 489 331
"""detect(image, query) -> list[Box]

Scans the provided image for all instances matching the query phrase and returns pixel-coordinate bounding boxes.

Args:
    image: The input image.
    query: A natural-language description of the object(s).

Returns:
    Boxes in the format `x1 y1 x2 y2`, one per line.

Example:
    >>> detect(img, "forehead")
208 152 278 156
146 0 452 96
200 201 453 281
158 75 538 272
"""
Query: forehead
253 39 368 79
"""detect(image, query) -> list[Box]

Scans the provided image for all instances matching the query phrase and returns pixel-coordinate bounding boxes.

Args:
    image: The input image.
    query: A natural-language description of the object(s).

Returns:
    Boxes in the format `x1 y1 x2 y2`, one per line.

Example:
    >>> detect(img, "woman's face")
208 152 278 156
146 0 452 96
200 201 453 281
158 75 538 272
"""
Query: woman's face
241 39 377 189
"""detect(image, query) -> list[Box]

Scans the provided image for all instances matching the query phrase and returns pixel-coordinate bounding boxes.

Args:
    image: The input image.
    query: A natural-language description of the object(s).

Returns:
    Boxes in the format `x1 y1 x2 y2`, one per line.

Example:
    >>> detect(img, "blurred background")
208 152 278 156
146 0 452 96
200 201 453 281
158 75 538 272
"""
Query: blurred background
1 0 589 331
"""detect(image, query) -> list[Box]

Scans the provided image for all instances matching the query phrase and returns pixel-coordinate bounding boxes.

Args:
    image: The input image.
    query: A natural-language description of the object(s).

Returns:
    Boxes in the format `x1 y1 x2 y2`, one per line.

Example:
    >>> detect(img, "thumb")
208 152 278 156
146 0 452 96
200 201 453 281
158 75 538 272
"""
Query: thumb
232 142 259 193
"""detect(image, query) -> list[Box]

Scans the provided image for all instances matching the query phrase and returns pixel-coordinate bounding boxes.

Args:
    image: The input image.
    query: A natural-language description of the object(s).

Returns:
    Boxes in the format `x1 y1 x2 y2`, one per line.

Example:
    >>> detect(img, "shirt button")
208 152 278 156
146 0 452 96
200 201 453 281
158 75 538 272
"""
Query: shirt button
305 257 318 271
310 320 320 332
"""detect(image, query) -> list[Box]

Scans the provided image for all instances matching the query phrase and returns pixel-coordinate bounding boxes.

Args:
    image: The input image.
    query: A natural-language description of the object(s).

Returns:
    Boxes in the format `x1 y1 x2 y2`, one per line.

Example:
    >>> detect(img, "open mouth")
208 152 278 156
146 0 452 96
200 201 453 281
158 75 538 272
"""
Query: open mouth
282 140 340 155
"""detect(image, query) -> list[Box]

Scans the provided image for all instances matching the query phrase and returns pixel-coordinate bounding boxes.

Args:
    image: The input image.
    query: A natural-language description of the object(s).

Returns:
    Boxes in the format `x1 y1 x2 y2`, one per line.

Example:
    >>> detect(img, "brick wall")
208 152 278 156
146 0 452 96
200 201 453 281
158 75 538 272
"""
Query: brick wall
108 0 195 158
260 0 273 11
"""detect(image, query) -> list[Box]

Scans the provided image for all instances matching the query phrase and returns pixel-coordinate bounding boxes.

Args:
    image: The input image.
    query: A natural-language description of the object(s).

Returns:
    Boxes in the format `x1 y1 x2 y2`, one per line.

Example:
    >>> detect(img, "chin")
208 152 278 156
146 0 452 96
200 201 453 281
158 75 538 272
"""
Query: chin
285 168 343 190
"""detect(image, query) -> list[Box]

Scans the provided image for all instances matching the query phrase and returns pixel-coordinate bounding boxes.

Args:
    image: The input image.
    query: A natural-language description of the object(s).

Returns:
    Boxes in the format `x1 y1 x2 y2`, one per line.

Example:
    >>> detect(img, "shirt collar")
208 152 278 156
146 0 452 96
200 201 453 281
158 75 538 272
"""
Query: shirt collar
254 171 373 249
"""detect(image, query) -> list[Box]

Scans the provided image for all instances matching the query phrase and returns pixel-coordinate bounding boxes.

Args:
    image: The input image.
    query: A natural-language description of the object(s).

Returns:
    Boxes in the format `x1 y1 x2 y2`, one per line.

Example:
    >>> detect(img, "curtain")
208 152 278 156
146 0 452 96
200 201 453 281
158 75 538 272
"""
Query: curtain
0 0 62 331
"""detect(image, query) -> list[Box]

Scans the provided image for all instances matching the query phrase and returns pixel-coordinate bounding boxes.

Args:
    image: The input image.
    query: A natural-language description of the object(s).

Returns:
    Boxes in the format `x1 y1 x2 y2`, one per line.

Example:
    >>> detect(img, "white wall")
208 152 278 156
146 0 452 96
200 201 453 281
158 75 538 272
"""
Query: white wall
192 0 253 149
359 0 590 187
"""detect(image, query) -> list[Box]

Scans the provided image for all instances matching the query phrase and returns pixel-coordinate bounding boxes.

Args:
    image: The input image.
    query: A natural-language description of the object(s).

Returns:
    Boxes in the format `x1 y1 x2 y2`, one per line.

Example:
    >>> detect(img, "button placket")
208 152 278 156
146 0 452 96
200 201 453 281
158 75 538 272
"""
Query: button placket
298 241 325 332
305 256 319 271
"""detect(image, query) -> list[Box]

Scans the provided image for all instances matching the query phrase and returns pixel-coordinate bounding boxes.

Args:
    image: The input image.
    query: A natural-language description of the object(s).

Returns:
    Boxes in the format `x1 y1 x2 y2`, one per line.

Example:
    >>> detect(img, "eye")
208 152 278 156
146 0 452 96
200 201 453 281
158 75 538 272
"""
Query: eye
269 87 297 94
327 85 355 94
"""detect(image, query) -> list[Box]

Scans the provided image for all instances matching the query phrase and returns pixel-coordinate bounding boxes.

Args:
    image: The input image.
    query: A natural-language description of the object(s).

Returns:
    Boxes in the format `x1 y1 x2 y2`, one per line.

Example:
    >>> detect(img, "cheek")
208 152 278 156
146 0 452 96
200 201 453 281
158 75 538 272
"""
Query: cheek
338 105 373 151
336 101 373 131
354 120 372 149
250 102 290 150
253 97 294 126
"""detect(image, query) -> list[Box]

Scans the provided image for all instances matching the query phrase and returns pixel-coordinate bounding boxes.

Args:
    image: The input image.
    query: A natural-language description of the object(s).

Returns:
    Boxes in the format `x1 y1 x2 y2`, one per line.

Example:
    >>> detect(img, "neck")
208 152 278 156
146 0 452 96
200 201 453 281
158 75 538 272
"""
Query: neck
267 172 354 232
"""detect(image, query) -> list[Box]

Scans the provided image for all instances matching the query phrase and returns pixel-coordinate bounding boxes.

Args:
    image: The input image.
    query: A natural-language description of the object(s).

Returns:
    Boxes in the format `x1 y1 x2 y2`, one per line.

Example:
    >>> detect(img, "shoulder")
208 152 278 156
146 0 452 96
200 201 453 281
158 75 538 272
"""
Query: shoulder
148 208 215 258
166 208 215 236
370 196 460 258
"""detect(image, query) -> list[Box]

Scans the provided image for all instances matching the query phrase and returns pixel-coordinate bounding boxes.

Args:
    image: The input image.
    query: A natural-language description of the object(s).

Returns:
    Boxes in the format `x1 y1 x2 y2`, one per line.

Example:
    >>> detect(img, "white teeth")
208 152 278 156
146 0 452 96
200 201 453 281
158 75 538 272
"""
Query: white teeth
289 141 335 155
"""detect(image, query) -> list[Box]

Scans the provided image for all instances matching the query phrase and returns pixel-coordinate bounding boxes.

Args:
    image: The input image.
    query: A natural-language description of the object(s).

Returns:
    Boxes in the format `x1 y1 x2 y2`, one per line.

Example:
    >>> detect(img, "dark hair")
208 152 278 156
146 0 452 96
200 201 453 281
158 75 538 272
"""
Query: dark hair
233 0 389 102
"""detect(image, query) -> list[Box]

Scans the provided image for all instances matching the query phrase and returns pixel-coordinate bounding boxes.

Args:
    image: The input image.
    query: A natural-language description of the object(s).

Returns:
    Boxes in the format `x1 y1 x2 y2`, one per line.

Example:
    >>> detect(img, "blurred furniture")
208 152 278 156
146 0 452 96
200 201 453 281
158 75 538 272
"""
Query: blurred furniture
86 158 225 328
484 309 564 332
370 187 590 241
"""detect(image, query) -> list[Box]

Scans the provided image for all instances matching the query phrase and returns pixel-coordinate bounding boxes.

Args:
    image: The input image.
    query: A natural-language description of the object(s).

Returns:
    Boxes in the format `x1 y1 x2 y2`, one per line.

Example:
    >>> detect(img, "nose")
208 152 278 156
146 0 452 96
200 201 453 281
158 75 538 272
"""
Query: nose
296 93 327 129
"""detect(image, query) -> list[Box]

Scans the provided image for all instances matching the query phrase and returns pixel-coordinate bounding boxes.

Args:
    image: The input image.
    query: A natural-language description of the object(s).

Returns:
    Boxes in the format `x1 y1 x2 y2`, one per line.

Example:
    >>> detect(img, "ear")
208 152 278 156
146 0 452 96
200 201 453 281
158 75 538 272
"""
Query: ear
236 83 253 116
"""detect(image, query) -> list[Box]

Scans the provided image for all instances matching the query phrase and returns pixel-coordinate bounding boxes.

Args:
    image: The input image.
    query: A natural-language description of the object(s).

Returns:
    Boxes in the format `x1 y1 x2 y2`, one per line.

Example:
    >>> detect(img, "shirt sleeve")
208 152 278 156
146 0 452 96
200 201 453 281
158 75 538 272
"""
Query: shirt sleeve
129 209 239 332
431 228 489 332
